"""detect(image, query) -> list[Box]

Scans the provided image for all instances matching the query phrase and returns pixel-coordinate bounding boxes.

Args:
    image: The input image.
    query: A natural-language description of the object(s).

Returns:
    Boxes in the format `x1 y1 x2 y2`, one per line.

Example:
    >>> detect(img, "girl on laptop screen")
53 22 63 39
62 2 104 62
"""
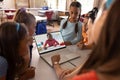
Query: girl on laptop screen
44 33 59 50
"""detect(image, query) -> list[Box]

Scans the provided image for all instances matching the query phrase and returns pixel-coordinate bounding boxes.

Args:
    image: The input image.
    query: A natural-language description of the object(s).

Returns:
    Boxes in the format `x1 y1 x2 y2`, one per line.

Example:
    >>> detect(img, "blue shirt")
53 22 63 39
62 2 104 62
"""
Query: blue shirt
0 56 8 77
60 19 82 44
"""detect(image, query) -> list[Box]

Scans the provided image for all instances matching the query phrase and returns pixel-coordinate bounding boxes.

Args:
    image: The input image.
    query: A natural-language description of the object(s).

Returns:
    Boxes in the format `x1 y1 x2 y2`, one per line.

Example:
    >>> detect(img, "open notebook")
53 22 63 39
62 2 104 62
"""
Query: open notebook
34 31 80 66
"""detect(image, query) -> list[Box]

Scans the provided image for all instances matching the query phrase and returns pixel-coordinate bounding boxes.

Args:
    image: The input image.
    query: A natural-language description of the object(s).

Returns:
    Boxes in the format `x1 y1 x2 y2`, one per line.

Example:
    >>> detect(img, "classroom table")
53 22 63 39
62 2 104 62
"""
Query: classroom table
59 16 68 19
30 42 91 80
35 16 47 22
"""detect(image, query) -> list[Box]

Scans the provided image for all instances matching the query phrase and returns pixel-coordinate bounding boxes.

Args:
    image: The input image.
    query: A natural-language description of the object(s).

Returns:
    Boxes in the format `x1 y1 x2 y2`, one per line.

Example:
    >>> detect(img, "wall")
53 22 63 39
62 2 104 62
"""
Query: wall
1 0 97 9
2 0 15 9
93 0 104 9
2 0 45 9
32 0 46 8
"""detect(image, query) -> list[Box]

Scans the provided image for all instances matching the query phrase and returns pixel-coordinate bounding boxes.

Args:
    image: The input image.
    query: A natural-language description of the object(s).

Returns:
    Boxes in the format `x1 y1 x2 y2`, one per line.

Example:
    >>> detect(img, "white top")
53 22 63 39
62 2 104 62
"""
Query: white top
60 19 82 44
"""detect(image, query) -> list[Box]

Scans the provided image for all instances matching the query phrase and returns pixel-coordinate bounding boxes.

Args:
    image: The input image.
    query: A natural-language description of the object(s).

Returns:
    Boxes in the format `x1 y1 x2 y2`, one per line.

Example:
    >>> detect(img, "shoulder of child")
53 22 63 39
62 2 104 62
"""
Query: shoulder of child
78 20 82 25
61 18 68 23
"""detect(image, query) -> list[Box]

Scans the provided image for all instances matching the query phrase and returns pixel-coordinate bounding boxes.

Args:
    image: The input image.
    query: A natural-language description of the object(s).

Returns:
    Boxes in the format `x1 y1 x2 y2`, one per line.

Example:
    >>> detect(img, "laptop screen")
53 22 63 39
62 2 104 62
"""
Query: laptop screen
34 31 66 54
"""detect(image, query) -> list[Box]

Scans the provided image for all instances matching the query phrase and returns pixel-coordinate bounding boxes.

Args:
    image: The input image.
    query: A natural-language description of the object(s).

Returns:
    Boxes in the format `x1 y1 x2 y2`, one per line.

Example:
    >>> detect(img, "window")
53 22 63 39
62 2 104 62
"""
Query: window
77 0 94 14
58 0 66 11
47 0 66 11
46 0 94 13
47 0 57 9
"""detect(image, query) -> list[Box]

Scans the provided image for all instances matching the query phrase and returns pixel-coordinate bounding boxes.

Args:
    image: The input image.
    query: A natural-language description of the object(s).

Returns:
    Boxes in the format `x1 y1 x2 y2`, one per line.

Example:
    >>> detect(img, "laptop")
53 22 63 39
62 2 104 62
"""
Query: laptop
34 31 80 66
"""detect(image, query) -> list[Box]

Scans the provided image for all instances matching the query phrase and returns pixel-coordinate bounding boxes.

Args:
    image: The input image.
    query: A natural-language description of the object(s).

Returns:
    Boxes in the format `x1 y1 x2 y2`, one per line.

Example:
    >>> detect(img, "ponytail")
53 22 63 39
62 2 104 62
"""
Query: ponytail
63 15 69 29
75 14 81 33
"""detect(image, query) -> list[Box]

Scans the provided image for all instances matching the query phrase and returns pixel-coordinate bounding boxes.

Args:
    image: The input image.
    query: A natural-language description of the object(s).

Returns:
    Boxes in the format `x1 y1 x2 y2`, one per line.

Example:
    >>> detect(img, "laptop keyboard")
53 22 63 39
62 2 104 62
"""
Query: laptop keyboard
41 48 81 66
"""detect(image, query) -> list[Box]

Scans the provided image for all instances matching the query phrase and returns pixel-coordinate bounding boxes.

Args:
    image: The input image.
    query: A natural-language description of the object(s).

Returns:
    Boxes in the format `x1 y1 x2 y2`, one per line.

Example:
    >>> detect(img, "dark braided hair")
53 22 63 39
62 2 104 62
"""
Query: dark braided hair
88 7 98 23
63 1 81 33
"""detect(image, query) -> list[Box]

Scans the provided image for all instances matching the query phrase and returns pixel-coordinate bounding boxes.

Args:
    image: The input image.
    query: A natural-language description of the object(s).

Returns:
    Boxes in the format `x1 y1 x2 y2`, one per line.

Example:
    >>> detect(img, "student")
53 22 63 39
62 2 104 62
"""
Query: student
71 0 120 80
77 7 98 49
89 0 113 45
51 0 111 80
60 1 82 46
44 33 59 49
76 13 89 49
0 22 35 80
14 8 36 65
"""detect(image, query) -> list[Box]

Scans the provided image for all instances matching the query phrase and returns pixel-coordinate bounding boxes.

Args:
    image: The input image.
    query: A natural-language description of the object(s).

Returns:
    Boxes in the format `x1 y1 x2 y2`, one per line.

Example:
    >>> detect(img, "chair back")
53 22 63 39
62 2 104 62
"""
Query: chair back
45 11 53 20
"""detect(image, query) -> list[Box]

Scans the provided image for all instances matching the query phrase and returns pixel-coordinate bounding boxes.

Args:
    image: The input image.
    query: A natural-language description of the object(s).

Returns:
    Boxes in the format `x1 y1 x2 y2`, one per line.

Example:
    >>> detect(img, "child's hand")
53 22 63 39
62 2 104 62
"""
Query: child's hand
44 47 47 50
26 66 35 79
60 42 65 46
59 69 74 80
64 41 72 46
76 42 84 50
20 66 35 80
51 54 60 66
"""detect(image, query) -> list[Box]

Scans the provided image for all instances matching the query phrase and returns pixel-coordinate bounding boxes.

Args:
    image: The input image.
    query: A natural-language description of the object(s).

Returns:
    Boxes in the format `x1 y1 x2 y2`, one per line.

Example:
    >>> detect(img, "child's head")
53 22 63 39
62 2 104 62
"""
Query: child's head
47 33 53 39
63 1 81 33
14 8 36 36
81 0 120 72
0 22 29 79
88 7 98 23
69 1 81 20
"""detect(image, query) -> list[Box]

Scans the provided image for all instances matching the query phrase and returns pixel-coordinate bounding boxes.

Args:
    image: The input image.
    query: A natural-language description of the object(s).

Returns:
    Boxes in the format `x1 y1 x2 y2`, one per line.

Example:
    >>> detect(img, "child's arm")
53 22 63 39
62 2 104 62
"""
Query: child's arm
54 39 59 45
64 41 72 46
43 40 48 49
